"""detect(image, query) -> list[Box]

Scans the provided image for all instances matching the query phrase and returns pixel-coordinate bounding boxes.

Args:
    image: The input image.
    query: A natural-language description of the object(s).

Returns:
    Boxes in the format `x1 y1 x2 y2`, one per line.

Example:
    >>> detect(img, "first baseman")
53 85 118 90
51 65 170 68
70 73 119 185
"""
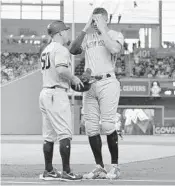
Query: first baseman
70 7 124 179
39 20 83 181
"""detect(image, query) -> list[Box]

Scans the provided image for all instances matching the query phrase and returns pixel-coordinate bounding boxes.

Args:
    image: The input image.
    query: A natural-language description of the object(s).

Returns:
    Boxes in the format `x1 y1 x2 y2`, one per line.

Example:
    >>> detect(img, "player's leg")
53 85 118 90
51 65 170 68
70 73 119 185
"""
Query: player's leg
83 85 107 179
47 88 82 181
98 78 120 179
39 90 61 180
42 115 55 172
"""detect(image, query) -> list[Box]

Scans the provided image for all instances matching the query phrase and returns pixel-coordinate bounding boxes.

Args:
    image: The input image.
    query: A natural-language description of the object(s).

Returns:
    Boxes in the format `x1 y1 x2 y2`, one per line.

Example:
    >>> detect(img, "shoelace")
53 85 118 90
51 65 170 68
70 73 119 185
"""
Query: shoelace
110 166 120 174
92 166 105 174
52 168 58 173
68 172 79 176
69 173 74 176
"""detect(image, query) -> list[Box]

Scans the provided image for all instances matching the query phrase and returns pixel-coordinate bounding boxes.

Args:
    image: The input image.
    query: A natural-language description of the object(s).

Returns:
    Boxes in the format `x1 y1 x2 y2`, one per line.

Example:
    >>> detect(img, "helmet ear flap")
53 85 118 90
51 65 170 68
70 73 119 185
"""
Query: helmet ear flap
47 29 52 36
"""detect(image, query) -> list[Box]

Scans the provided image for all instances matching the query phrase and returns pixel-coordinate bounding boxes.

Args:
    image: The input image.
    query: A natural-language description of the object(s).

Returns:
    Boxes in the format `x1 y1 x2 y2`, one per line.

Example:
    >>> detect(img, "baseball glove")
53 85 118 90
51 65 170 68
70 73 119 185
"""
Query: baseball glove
71 68 92 92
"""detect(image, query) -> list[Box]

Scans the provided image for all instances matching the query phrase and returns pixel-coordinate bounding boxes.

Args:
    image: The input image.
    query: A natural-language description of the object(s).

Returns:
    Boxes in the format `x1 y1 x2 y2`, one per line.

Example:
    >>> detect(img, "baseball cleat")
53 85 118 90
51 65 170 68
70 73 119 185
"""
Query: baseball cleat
106 164 120 179
83 164 107 179
39 168 62 181
61 171 82 181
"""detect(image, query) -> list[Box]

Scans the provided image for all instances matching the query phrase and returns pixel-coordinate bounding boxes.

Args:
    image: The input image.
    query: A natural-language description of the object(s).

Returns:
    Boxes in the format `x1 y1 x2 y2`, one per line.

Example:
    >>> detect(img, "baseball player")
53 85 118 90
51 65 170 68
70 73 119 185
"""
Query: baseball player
39 20 83 181
70 8 124 179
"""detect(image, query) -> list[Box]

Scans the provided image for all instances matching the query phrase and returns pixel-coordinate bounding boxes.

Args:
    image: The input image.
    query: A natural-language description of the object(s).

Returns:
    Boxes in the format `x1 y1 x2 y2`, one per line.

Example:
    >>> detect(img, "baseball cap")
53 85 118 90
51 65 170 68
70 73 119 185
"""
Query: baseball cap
47 20 70 36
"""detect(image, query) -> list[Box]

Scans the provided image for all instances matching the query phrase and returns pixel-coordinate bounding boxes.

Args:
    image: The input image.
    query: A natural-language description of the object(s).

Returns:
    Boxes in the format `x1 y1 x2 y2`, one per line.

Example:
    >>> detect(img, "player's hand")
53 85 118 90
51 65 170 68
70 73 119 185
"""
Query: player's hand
71 76 84 90
81 68 91 83
93 14 107 33
83 14 93 32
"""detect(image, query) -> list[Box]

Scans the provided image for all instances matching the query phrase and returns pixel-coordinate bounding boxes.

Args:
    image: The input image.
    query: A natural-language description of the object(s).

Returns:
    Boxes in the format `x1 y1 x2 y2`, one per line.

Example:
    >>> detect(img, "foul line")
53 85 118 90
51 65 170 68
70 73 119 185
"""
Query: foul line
2 179 175 184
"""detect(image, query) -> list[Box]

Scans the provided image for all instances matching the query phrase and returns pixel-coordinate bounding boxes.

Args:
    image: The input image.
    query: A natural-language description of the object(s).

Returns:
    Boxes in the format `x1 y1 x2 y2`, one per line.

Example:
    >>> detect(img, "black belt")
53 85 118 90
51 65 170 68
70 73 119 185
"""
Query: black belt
92 73 112 81
44 85 67 91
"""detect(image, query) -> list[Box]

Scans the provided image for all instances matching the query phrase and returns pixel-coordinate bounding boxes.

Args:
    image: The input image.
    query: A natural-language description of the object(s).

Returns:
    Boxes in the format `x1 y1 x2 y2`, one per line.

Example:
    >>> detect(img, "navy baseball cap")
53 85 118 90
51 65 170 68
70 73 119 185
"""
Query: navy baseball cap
47 20 70 36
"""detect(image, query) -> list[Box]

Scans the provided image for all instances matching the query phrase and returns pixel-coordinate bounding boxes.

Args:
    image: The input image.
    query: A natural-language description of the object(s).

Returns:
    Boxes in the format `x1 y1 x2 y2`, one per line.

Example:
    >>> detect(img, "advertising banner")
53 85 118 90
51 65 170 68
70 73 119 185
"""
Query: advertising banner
119 108 155 135
154 118 175 135
120 80 150 97
117 107 163 135
154 126 175 134
120 79 175 97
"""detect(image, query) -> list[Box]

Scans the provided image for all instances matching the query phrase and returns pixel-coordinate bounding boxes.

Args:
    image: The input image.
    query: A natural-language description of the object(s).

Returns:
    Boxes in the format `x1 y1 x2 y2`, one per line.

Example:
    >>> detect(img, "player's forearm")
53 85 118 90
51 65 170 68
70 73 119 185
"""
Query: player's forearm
69 31 86 55
57 66 74 81
101 31 122 54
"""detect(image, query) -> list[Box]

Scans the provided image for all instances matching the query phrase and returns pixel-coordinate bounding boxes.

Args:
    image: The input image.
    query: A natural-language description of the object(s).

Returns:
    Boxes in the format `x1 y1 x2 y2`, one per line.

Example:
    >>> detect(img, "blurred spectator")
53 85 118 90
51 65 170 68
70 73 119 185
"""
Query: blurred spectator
171 70 175 78
115 55 126 78
115 58 122 74
1 52 40 84
74 58 85 76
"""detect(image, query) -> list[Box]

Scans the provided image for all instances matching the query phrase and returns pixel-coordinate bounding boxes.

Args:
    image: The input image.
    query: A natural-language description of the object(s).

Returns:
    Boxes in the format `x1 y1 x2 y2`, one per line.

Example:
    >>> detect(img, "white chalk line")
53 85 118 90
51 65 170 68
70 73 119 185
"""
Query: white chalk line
2 179 175 184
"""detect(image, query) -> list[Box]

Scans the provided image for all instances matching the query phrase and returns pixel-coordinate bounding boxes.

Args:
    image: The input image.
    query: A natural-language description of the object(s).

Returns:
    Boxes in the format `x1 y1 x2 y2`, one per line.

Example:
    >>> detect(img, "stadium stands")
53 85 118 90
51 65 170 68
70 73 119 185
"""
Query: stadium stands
1 52 40 84
1 49 174 85
132 55 175 79
74 58 85 76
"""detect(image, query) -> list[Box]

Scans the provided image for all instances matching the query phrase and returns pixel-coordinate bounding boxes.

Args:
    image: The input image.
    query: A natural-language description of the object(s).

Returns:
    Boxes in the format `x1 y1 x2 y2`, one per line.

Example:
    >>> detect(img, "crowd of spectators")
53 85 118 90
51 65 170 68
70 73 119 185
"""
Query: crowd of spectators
132 56 175 79
1 52 40 84
1 51 175 85
74 58 85 76
114 54 126 78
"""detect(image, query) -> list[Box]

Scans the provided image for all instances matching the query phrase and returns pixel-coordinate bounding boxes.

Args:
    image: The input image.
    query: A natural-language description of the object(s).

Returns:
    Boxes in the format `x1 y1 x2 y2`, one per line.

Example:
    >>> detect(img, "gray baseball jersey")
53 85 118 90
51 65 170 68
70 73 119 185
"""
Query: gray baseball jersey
41 42 71 89
39 42 72 142
82 30 124 75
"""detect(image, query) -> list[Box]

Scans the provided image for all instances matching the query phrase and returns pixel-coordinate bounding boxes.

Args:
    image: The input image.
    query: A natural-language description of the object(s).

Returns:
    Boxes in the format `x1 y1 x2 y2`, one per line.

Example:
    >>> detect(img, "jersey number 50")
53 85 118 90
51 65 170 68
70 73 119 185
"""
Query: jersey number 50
41 52 51 70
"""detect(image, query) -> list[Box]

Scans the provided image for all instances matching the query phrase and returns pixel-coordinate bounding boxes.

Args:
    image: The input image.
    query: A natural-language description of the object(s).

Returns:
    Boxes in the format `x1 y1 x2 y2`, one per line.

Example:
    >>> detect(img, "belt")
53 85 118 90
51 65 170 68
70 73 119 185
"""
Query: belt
92 73 113 81
43 85 67 91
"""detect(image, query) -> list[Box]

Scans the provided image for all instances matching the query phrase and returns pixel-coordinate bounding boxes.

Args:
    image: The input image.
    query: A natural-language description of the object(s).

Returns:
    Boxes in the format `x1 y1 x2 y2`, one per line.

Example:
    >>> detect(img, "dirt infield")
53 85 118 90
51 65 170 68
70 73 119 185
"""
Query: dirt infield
2 156 175 185
1 135 175 185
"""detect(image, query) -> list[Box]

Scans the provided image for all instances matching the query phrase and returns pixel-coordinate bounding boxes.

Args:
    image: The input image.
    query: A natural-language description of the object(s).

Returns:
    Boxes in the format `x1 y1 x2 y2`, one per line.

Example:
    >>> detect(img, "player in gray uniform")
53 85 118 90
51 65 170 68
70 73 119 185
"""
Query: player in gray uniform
39 20 83 181
70 8 124 179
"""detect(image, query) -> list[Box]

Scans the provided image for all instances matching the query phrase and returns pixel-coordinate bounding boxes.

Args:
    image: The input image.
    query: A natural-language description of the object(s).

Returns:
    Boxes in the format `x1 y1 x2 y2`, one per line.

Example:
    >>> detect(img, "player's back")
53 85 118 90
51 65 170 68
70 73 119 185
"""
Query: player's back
40 42 70 89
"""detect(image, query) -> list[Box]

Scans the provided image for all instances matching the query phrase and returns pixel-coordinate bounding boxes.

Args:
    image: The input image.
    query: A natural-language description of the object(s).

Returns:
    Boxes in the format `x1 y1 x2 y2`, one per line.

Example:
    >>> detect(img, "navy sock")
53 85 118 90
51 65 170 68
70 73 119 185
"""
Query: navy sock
88 135 104 168
107 131 119 164
59 138 71 173
43 140 54 172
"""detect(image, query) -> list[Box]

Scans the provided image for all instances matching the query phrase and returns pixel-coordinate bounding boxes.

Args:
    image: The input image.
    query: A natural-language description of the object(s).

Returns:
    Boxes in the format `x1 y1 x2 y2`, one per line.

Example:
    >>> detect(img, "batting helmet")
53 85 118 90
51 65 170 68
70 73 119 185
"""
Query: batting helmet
71 82 92 92
47 20 70 37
